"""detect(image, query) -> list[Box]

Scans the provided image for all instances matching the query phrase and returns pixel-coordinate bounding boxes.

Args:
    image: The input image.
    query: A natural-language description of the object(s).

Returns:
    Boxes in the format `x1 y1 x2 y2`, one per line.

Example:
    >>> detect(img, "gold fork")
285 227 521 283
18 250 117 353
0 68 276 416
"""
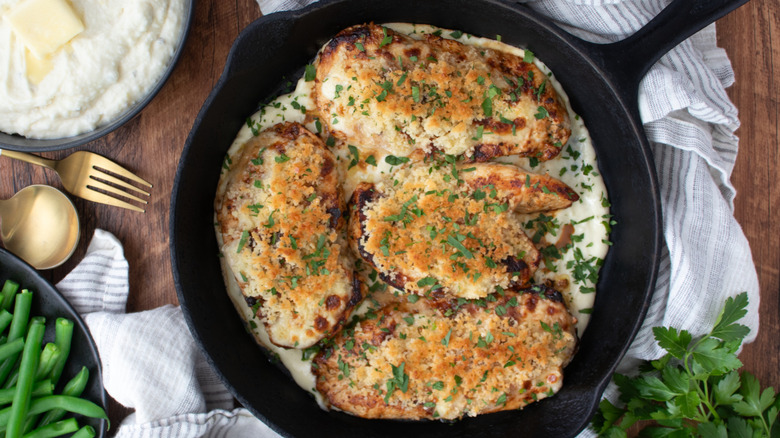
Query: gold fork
0 149 152 213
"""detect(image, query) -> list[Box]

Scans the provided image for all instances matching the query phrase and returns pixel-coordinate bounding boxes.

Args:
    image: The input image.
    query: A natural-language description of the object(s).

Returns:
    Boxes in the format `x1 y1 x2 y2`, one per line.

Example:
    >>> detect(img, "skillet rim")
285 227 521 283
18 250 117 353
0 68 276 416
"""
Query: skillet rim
171 0 662 436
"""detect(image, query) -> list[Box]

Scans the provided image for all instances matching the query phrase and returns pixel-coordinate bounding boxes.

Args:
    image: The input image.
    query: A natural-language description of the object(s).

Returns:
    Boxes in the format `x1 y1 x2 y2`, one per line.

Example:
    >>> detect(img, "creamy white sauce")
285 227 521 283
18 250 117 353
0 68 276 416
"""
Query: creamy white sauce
0 0 186 139
218 23 610 402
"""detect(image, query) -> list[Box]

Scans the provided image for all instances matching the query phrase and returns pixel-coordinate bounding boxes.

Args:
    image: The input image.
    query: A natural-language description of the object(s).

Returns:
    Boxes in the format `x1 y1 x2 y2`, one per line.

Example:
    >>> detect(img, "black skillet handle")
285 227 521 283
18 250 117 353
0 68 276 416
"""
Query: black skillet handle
577 0 749 111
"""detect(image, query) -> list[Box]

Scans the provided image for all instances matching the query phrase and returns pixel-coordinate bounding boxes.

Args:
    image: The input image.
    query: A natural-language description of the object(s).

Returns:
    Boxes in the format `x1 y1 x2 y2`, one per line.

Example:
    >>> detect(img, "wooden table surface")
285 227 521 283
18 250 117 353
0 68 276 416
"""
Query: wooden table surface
0 0 777 430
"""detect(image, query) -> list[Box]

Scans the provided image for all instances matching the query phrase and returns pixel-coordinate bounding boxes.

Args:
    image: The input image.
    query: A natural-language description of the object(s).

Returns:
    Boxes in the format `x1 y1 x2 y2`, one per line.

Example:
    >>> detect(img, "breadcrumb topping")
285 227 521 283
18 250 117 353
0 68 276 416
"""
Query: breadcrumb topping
315 24 570 161
216 122 361 349
314 286 578 420
355 162 542 299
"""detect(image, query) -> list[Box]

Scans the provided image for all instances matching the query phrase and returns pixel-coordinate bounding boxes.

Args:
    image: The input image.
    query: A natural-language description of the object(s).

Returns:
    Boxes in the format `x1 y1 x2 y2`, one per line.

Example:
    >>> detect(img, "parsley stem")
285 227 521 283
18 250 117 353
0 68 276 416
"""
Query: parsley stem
684 351 721 423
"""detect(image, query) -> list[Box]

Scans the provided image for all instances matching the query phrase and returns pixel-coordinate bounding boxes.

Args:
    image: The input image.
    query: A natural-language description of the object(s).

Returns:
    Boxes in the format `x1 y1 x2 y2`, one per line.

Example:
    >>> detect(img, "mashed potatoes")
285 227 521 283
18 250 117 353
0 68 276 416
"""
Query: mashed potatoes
0 0 187 139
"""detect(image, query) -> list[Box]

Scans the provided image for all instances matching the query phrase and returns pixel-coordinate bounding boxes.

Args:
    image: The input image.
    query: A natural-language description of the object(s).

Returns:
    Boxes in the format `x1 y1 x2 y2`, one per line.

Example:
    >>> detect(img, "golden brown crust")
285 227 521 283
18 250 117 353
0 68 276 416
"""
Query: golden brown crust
216 122 363 349
348 162 577 300
313 286 578 420
459 162 579 213
314 24 570 161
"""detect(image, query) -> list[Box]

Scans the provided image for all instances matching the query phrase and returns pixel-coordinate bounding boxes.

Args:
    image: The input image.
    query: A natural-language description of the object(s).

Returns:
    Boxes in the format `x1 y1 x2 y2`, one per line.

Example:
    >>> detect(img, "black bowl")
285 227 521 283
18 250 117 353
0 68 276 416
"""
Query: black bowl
0 0 196 152
0 248 107 436
171 0 668 436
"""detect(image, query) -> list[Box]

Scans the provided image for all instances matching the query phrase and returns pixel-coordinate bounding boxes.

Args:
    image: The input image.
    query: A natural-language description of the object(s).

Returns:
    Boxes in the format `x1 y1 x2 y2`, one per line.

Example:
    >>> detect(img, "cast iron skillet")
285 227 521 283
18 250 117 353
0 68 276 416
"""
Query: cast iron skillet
0 0 196 152
0 248 107 437
171 0 747 436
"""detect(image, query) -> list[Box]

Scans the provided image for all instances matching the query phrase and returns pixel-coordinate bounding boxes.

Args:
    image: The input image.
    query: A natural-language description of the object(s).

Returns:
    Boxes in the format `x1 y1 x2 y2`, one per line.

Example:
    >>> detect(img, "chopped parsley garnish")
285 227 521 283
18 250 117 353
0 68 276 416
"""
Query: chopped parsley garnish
441 328 453 346
384 362 410 403
236 230 249 253
397 72 408 86
385 155 410 166
304 64 316 81
417 276 438 287
247 203 263 215
379 27 393 47
263 210 276 228
534 106 549 119
447 235 474 259
472 125 484 141
348 145 360 169
411 86 421 103
251 147 266 165
481 97 492 117
567 248 601 285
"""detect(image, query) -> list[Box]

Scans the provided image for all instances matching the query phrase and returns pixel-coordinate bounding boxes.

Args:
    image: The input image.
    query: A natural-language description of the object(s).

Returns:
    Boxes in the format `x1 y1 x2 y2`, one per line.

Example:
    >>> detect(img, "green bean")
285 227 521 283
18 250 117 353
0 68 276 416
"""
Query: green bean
68 425 94 438
0 293 33 386
0 311 14 337
0 381 52 406
16 344 60 436
5 345 61 391
7 317 45 438
58 368 88 397
20 418 77 438
0 282 19 313
0 396 107 427
35 368 88 428
6 293 31 343
47 320 72 386
34 345 59 383
0 340 24 366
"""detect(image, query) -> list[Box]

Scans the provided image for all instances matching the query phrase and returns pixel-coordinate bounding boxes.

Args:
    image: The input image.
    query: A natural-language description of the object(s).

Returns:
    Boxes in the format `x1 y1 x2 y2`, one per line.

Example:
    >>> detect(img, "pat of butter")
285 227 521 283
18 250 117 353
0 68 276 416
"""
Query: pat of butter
6 0 85 59
25 49 53 84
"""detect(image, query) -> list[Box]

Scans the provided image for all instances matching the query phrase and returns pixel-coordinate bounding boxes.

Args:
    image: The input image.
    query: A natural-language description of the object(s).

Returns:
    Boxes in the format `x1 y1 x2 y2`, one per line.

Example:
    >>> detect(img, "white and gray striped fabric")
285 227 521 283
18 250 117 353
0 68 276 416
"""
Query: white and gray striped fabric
57 230 276 437
56 0 759 435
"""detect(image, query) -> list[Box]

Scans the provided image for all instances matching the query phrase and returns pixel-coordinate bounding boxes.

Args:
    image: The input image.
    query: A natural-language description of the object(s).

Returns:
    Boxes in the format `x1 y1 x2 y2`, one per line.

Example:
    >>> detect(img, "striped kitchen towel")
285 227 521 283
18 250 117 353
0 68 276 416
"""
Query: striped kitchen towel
57 229 274 437
252 0 760 436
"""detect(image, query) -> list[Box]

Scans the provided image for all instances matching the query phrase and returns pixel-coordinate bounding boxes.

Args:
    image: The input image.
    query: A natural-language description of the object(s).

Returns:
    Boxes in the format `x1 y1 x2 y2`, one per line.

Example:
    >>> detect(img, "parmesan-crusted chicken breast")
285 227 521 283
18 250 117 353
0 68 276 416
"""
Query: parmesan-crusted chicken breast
215 122 363 349
314 24 570 162
348 161 578 299
313 285 578 420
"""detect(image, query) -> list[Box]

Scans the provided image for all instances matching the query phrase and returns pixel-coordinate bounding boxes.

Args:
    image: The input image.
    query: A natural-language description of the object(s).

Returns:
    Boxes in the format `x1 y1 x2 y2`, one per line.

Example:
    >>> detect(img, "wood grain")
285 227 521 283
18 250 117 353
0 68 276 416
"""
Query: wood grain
0 0 777 431
718 0 780 389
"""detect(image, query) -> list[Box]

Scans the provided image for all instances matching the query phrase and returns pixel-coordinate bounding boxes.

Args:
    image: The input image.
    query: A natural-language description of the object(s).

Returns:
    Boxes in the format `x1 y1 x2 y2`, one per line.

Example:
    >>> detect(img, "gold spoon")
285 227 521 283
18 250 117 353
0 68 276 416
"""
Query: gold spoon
0 185 80 270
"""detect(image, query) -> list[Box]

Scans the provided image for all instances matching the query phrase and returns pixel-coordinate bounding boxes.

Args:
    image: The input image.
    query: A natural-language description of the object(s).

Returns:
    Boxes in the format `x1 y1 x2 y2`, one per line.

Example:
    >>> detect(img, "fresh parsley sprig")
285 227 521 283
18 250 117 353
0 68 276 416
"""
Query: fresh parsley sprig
591 292 780 437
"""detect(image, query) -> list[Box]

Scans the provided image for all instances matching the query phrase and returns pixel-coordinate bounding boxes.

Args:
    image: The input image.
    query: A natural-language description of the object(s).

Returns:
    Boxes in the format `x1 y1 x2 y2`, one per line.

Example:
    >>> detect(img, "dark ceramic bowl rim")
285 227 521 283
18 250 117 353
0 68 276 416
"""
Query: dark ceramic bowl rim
0 247 108 436
0 0 197 152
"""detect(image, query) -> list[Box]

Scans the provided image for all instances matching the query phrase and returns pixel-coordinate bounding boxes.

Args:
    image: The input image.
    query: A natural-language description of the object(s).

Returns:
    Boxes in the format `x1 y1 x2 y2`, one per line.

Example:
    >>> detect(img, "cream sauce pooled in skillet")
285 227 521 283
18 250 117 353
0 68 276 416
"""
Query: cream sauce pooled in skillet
216 23 611 406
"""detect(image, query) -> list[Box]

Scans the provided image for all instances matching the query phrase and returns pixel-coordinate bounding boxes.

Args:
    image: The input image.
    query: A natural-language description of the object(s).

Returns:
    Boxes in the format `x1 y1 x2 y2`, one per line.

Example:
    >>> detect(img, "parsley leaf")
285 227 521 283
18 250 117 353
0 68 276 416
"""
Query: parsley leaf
385 155 410 166
304 64 316 81
348 145 359 169
591 292 779 438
